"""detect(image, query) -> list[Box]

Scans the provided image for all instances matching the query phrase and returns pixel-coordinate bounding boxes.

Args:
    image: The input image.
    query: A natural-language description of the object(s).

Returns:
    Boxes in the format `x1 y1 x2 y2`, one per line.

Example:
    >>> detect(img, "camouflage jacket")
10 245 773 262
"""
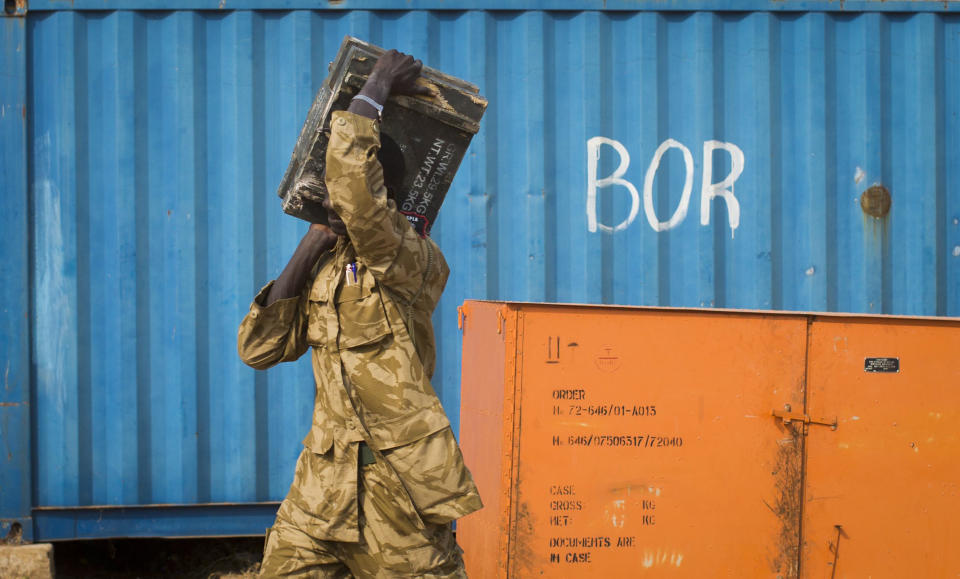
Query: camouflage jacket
237 111 482 541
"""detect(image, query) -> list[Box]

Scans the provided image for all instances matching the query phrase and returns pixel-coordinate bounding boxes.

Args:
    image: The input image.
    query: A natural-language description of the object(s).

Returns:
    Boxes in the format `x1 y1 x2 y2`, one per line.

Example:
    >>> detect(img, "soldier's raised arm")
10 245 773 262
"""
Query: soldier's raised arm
323 50 447 304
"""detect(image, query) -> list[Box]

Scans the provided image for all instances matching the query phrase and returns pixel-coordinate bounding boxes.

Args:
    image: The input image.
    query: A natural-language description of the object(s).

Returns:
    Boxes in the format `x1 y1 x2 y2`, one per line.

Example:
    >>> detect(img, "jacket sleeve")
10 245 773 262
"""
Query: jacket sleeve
325 110 450 306
237 281 309 370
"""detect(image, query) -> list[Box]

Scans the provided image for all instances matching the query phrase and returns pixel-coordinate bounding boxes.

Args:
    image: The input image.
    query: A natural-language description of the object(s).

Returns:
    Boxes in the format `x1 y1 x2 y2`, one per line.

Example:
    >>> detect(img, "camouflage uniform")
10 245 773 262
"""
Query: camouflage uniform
238 111 482 577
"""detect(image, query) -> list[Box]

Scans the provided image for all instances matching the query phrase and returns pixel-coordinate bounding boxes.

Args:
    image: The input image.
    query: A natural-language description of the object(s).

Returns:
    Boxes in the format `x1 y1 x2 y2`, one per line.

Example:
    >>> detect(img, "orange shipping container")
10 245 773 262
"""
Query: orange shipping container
456 301 960 578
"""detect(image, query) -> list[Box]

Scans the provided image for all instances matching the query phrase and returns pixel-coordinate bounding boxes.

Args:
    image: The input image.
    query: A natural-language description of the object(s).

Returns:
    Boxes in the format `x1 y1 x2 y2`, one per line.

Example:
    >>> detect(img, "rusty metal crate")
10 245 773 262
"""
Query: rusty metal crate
458 300 960 578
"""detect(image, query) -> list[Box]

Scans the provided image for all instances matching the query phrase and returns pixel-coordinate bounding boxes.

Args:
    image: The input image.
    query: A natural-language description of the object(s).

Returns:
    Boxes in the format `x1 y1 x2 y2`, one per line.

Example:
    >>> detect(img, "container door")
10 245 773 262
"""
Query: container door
802 319 960 577
509 307 808 577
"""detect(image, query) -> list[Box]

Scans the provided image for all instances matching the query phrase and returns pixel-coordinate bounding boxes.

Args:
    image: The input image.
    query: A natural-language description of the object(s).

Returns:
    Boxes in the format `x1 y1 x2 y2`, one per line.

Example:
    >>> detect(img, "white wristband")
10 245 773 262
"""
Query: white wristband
352 94 383 118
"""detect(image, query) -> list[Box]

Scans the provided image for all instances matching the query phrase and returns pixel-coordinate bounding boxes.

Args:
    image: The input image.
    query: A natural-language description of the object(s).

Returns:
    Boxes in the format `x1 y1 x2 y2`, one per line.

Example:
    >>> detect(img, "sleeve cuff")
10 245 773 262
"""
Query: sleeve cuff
249 281 299 323
330 109 380 141
329 110 381 160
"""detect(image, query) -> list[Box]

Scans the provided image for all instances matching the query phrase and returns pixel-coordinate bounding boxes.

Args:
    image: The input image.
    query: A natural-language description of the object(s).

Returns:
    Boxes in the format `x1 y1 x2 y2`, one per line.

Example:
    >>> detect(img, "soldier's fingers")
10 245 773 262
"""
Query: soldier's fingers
413 84 435 97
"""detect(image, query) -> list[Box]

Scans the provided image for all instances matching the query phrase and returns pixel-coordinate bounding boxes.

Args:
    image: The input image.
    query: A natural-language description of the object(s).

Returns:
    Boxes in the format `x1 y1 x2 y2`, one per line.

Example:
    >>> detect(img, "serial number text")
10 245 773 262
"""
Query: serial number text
566 404 656 417
566 434 684 448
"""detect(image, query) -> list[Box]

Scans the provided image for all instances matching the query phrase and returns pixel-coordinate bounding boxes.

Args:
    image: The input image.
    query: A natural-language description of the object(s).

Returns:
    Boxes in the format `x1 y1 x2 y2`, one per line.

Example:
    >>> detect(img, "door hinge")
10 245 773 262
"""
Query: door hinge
772 404 837 433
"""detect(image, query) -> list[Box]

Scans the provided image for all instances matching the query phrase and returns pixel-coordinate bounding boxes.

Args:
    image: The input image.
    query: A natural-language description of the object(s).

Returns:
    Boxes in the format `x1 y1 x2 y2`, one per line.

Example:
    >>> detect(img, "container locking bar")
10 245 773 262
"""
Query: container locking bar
771 405 837 432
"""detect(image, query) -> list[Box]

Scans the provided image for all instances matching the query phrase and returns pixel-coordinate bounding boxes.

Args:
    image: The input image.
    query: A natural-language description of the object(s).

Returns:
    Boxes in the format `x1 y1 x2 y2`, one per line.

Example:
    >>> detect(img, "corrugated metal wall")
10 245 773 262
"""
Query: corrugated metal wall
14 5 960 513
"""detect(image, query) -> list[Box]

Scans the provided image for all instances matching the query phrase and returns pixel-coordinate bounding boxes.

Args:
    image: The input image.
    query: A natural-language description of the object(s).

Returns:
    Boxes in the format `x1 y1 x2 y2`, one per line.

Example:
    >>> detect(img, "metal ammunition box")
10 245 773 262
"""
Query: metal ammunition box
277 36 486 236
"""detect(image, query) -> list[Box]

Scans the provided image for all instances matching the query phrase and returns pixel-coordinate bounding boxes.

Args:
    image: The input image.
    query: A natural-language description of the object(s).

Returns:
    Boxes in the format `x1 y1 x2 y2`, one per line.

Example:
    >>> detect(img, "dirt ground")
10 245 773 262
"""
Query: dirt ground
53 537 264 579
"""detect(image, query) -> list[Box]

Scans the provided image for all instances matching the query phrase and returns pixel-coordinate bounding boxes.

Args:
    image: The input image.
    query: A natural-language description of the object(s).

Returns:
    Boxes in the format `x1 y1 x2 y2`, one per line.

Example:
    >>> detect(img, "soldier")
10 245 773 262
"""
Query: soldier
238 50 482 578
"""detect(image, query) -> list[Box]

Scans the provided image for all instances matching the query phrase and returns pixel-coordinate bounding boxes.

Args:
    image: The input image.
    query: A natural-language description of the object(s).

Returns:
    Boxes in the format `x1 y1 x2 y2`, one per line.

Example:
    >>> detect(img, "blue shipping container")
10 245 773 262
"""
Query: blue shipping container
2 0 959 541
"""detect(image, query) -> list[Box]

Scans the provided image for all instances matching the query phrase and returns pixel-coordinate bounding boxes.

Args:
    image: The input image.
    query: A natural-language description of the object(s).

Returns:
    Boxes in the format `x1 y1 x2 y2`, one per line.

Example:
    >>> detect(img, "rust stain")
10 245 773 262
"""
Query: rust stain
510 501 538 576
860 184 891 251
2 522 24 546
860 184 891 219
0 402 22 407
21 105 26 119
769 425 802 578
3 0 29 16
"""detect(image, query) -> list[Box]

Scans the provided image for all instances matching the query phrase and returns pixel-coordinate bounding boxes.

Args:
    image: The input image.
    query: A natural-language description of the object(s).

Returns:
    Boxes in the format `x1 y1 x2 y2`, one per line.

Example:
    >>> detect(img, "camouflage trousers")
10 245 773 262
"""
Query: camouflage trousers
259 450 467 578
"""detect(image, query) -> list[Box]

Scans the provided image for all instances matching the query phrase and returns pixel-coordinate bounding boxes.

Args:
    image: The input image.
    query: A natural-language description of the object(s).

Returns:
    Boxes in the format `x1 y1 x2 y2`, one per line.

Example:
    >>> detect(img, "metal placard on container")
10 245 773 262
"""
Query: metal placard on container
864 357 900 373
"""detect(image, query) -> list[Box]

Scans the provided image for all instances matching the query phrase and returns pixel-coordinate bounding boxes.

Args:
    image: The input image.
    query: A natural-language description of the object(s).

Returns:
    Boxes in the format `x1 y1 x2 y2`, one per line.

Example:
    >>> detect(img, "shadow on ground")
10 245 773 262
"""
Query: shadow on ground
54 537 264 578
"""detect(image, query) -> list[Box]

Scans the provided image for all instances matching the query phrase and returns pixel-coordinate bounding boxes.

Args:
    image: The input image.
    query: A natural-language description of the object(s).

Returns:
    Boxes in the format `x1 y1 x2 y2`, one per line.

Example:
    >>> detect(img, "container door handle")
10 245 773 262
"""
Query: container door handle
771 405 837 431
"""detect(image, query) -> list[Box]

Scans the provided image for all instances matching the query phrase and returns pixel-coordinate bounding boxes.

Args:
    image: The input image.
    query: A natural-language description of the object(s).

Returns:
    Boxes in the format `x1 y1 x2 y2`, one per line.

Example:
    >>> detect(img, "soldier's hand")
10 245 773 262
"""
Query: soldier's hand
371 49 433 97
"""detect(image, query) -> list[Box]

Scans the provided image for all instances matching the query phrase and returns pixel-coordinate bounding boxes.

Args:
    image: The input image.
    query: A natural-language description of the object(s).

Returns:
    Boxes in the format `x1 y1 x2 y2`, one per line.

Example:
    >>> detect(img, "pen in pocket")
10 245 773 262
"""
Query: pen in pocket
345 262 358 286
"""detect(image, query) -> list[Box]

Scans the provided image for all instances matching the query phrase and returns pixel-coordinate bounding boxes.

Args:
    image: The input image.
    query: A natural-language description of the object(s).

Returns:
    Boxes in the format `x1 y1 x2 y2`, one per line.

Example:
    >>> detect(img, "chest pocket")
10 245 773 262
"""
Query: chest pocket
306 280 329 347
336 269 392 349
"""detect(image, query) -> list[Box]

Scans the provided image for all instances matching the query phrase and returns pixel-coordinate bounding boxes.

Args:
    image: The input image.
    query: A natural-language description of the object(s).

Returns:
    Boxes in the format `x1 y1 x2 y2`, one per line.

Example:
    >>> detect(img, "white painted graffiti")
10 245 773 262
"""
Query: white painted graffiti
587 137 744 236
